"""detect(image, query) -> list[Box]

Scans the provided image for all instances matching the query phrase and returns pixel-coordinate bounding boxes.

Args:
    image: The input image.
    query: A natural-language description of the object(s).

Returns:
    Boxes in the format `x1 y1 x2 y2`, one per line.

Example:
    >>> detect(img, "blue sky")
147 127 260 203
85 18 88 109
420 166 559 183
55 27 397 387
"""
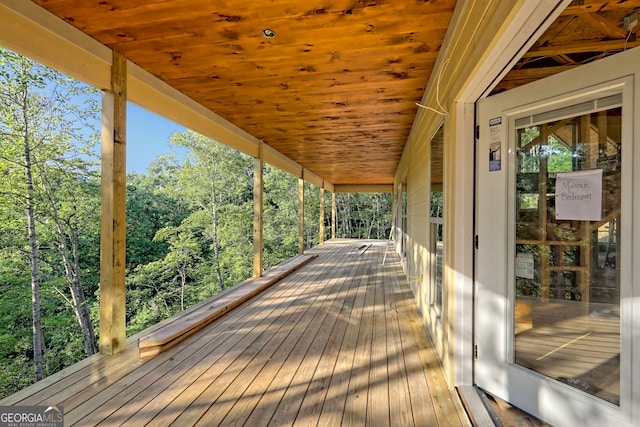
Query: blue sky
127 103 187 174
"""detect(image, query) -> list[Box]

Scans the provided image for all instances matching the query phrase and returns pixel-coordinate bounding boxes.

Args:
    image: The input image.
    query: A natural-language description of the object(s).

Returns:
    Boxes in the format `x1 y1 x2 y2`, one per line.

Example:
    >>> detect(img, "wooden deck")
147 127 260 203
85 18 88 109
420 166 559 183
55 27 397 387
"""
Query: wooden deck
1 239 469 426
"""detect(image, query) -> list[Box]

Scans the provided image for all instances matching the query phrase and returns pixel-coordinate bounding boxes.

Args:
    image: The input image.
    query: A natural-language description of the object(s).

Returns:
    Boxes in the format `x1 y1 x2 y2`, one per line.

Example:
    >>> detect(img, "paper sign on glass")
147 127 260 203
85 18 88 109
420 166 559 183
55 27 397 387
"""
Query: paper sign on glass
515 253 534 279
555 169 603 221
489 117 502 171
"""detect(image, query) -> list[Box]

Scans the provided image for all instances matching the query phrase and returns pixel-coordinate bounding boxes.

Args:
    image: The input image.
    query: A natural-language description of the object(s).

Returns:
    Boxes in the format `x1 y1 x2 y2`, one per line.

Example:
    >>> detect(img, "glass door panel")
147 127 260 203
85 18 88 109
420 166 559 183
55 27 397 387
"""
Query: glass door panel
514 106 621 404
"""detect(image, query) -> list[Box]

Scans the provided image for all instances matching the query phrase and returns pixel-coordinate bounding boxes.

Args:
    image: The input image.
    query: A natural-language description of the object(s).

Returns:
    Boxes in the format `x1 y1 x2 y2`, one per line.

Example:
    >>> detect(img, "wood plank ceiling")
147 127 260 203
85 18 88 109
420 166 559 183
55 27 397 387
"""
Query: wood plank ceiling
29 0 640 186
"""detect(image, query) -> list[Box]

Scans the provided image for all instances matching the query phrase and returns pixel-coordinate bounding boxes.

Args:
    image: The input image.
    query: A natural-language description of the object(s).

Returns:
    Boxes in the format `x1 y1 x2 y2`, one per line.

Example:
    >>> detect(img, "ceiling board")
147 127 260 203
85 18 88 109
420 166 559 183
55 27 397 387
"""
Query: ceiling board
31 0 453 185
28 0 640 186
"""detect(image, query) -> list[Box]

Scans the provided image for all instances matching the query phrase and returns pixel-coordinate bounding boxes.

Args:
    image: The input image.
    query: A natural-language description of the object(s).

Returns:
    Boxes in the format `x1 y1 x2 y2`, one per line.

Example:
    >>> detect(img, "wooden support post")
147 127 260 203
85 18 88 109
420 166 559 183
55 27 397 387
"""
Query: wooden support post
539 124 550 301
298 176 305 255
253 143 264 278
100 51 127 355
319 186 325 244
597 110 607 163
579 114 592 303
331 192 336 239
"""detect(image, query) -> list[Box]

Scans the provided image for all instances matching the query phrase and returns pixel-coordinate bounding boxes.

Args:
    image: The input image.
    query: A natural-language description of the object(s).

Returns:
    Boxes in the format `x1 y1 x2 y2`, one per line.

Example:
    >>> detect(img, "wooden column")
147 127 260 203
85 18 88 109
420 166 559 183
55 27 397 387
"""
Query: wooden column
100 51 127 355
319 186 325 244
539 124 550 301
579 115 592 303
253 143 264 278
331 192 336 239
298 176 305 255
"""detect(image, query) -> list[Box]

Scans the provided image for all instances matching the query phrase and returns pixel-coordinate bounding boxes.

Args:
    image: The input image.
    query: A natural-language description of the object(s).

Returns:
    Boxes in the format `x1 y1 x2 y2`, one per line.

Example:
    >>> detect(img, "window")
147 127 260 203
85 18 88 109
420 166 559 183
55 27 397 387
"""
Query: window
429 126 444 311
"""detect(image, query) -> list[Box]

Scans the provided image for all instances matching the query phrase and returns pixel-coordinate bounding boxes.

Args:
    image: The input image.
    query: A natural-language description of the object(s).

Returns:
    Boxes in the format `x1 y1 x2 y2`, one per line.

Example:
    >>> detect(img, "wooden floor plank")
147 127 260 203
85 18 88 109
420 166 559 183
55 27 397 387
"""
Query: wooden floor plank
383 255 415 426
1 341 140 407
1 240 469 427
84 286 279 425
388 261 440 426
87 258 319 426
244 246 357 426
196 255 343 426
390 259 465 426
342 247 377 426
76 259 320 425
292 248 369 426
316 247 372 426
367 256 391 427
140 261 324 427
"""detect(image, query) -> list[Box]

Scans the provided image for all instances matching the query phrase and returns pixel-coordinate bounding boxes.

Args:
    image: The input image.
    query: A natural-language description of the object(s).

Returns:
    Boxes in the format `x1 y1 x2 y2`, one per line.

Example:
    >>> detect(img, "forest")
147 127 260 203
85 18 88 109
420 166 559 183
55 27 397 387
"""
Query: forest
0 49 392 399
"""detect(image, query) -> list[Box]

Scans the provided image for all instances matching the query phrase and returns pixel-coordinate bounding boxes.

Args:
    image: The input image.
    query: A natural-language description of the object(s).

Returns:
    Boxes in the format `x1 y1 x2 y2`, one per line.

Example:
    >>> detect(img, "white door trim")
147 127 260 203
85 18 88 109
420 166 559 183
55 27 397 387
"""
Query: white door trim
475 46 639 427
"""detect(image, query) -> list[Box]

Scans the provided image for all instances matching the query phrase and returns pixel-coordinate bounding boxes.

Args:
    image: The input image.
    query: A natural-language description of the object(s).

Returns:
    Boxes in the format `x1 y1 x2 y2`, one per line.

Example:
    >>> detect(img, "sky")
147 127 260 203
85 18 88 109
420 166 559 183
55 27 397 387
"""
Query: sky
127 103 187 174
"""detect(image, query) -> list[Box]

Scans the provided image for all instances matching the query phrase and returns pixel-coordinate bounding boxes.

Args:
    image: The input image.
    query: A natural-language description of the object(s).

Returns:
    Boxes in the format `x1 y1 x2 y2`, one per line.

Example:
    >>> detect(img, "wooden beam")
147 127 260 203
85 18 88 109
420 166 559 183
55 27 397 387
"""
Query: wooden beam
100 51 127 355
332 192 337 239
0 0 111 90
253 143 264 278
579 12 628 39
523 39 640 58
263 143 302 178
319 187 325 245
334 184 393 193
298 176 305 255
303 168 323 188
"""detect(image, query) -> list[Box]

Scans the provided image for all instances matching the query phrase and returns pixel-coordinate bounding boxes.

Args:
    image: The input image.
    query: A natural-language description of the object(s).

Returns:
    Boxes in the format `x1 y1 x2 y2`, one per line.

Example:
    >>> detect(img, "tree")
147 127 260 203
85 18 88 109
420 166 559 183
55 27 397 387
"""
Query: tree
40 164 99 356
169 131 253 289
335 192 392 239
126 156 189 269
263 165 298 267
303 181 320 249
0 48 100 381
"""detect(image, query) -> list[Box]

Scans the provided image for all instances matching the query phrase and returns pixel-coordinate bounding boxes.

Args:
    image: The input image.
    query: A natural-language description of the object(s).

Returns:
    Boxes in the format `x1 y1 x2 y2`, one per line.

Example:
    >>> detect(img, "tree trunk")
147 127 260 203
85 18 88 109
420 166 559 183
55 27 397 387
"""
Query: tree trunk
178 262 187 312
67 224 98 355
41 168 98 356
21 85 44 381
211 179 224 289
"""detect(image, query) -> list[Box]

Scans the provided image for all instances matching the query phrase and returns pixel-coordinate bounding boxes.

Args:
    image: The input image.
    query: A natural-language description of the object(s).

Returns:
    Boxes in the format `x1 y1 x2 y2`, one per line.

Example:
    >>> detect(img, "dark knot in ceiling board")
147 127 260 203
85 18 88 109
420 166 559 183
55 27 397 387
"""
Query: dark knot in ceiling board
299 65 316 72
385 71 409 79
216 14 241 23
413 43 431 54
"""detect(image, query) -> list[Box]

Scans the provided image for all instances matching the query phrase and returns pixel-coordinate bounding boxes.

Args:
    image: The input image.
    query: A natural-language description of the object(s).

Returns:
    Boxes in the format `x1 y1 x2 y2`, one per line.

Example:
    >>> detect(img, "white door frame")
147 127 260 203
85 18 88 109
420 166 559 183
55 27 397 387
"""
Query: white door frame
474 47 639 427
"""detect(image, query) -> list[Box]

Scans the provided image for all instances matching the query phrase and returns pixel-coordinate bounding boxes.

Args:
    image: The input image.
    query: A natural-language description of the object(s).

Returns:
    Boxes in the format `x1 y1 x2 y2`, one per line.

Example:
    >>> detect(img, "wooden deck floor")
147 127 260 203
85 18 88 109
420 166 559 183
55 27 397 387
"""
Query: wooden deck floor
1 239 469 426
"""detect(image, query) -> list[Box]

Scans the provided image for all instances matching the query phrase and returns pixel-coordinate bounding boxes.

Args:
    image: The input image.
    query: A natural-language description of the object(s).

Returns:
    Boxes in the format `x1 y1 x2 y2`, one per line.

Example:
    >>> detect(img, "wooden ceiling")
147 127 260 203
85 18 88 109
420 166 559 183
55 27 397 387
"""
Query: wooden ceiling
495 0 640 93
29 0 640 186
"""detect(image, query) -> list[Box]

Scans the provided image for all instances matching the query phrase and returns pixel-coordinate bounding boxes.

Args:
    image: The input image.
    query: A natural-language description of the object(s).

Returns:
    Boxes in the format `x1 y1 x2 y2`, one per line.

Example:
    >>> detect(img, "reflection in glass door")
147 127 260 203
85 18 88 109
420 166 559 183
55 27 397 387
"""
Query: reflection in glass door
513 104 621 404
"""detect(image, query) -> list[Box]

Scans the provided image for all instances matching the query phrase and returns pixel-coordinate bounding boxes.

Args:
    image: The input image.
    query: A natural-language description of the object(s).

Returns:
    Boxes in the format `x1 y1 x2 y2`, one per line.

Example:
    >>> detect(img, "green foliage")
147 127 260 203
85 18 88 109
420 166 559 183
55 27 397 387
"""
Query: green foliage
335 192 392 239
0 46 100 395
263 166 298 267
